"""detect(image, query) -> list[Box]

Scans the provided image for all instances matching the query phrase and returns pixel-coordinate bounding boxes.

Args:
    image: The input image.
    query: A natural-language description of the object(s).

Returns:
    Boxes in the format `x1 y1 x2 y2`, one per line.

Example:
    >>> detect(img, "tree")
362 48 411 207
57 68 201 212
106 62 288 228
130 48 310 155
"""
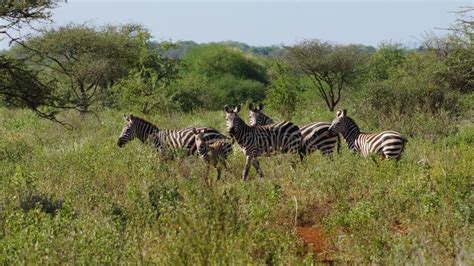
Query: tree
265 60 305 120
176 44 268 110
0 0 68 123
365 43 406 81
15 24 147 116
114 39 180 114
184 44 268 84
423 7 473 93
284 40 365 111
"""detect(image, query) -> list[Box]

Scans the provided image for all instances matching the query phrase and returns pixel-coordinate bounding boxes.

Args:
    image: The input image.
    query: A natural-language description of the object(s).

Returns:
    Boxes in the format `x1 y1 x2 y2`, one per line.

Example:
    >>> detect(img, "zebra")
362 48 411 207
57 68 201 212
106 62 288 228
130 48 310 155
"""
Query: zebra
117 114 225 158
225 104 304 181
192 128 233 181
248 103 340 156
248 103 274 126
328 109 408 160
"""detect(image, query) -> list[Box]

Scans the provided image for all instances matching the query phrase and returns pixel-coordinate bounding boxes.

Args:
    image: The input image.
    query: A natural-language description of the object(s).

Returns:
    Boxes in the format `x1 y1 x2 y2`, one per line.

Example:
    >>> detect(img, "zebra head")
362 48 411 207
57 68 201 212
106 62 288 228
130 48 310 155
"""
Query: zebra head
117 114 135 147
328 109 348 135
248 103 265 126
224 104 242 136
192 128 208 156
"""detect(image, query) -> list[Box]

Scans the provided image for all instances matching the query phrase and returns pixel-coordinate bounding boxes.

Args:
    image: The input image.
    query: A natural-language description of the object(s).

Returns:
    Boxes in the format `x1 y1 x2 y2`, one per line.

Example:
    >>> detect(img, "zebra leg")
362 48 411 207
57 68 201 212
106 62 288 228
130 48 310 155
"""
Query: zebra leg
252 158 264 178
371 156 380 167
222 160 229 170
242 156 253 181
216 165 222 180
205 164 210 185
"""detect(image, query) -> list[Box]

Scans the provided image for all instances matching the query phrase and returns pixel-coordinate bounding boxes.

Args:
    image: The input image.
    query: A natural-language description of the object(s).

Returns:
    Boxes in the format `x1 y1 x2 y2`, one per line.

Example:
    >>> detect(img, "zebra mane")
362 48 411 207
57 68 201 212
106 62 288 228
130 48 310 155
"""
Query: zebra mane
130 115 160 131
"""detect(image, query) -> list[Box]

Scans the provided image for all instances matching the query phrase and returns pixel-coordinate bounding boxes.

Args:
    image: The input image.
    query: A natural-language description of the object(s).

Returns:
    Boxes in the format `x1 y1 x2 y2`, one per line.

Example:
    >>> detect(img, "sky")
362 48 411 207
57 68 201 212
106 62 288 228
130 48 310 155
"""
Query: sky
1 0 470 49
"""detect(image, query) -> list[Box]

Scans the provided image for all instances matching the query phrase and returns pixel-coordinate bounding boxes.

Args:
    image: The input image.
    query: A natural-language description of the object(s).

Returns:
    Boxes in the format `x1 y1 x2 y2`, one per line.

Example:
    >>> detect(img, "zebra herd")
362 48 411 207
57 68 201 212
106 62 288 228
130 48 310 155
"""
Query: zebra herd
117 105 408 181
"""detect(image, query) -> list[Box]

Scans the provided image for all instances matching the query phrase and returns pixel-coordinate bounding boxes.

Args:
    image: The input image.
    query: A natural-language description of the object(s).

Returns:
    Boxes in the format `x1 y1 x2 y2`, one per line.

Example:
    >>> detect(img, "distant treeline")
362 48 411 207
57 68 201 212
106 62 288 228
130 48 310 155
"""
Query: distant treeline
0 1 472 137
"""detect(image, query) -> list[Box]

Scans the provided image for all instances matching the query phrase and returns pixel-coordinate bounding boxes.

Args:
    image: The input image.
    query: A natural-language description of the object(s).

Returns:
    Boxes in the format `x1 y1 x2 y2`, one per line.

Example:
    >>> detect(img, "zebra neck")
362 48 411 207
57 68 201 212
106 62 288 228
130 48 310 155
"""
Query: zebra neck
342 120 361 151
233 117 250 145
137 123 159 143
262 114 273 125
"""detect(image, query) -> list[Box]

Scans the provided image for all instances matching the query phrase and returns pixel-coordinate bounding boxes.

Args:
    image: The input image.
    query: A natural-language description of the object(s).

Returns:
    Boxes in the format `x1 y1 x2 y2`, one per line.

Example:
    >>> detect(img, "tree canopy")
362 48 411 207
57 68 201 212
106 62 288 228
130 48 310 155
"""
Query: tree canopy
284 40 366 111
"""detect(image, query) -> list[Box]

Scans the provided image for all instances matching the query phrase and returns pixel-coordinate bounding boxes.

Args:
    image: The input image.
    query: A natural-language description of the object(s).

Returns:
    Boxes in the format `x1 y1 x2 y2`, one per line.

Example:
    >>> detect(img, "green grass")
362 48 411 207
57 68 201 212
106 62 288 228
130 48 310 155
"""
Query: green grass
1 108 473 264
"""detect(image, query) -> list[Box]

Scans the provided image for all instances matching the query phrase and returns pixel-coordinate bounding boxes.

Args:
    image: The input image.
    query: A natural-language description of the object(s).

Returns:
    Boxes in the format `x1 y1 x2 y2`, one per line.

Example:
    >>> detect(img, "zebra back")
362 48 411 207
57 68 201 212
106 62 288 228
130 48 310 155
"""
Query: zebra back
225 105 303 157
247 105 340 155
117 114 225 156
329 109 407 159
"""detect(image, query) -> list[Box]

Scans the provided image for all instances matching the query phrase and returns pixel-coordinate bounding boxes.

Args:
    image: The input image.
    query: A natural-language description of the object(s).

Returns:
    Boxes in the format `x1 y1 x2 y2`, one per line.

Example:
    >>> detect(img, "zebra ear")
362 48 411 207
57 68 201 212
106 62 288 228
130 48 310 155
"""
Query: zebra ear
248 103 254 111
234 104 241 113
342 109 347 116
258 103 264 111
123 114 130 121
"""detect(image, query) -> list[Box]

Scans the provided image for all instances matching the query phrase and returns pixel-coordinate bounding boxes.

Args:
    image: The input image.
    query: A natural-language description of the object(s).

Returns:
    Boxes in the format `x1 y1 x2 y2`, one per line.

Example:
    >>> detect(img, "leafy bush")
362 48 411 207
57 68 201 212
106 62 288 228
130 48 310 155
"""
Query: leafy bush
265 61 305 120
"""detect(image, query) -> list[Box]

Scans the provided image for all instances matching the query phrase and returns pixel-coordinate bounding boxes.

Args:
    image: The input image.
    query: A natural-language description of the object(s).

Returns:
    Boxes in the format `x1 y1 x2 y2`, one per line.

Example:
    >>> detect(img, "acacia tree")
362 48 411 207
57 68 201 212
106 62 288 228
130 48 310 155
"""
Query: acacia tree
284 40 365 111
0 0 71 124
16 24 147 116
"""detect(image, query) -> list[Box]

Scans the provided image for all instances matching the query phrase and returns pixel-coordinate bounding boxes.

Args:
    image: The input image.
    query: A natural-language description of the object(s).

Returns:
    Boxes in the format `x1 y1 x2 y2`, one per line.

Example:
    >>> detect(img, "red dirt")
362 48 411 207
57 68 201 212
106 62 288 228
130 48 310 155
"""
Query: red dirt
390 221 407 235
297 225 335 263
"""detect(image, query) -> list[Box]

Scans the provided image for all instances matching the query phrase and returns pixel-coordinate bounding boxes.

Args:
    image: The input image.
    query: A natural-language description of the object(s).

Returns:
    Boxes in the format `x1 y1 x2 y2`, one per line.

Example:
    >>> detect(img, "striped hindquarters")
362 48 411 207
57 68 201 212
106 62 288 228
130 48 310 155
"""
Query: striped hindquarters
358 131 407 159
300 122 339 155
247 121 302 156
154 127 224 155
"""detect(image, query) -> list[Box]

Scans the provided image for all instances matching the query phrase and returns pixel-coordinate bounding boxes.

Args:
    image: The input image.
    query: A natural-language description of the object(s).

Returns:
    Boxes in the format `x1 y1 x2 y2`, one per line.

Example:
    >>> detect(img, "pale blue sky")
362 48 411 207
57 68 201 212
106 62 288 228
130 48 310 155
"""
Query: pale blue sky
2 0 470 49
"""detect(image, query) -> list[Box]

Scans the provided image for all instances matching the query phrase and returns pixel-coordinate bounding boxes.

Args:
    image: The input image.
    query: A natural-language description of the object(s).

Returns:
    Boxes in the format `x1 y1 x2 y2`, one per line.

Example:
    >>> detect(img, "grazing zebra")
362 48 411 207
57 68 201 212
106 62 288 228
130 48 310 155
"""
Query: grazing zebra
225 104 303 180
117 114 225 158
248 104 340 156
328 109 407 160
192 128 233 180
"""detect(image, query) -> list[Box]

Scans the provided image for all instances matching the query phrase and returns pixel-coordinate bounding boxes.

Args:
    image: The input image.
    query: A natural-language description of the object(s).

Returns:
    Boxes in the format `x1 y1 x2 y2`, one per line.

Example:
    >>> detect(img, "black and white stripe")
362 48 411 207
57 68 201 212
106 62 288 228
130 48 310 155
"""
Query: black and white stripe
192 128 233 180
248 104 340 156
248 103 274 127
225 105 303 180
328 109 407 159
117 114 225 157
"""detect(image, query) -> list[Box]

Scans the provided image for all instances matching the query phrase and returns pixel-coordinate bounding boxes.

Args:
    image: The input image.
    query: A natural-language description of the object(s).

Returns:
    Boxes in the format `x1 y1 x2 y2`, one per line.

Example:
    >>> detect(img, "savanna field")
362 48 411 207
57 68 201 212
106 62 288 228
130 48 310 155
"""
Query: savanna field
1 104 472 264
1 2 473 264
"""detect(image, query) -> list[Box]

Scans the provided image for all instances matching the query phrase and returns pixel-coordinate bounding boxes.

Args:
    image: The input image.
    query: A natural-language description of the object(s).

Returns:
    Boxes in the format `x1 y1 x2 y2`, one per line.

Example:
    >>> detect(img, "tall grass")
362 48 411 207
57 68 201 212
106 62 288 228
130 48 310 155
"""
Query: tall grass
1 108 472 264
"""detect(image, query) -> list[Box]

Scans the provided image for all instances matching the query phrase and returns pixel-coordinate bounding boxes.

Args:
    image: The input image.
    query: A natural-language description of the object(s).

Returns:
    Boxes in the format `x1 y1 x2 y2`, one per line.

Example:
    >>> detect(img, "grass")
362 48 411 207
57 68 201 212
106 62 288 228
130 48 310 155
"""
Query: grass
0 108 473 264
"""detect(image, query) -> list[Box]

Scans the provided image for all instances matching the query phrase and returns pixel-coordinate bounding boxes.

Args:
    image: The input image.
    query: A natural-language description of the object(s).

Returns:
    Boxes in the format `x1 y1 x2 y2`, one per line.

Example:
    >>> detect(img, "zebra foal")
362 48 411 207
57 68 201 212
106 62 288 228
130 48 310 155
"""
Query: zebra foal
225 104 303 181
328 109 407 160
248 103 340 156
192 128 233 180
117 114 224 158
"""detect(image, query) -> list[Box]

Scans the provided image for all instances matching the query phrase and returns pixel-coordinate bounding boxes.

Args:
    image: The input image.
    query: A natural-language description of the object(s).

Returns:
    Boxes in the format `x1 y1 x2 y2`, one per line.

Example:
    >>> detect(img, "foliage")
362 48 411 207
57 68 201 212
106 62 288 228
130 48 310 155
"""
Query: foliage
284 40 366 111
173 44 268 111
113 38 180 114
0 0 61 41
0 0 67 122
359 51 461 139
365 43 406 81
423 8 473 94
184 44 267 84
0 109 472 264
264 60 305 120
14 23 148 115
